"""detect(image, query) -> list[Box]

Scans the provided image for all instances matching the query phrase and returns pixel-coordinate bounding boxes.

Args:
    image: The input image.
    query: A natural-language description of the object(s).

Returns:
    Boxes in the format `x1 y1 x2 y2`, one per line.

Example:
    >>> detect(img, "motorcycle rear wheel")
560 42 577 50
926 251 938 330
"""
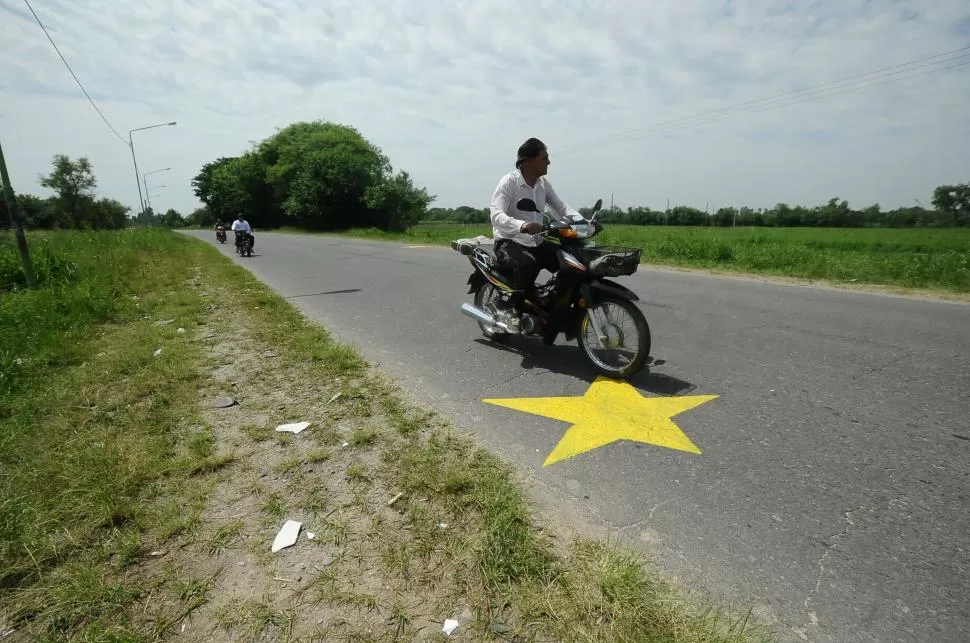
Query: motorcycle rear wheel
577 296 650 379
474 283 509 342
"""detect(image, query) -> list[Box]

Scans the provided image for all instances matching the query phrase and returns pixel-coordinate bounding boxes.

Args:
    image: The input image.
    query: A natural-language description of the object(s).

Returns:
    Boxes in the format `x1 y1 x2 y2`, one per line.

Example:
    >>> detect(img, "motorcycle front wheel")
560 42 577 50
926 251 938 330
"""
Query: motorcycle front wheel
577 296 650 379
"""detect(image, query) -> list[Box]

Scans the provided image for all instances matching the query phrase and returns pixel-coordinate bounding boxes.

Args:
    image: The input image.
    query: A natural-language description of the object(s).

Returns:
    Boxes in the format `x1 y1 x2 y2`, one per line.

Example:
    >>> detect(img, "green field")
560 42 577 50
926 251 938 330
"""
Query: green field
325 224 970 294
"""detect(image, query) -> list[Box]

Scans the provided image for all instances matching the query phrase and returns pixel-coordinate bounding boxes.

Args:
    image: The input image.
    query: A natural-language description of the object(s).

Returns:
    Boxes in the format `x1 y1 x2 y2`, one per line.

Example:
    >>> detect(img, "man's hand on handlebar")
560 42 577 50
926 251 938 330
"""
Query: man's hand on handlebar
520 221 544 235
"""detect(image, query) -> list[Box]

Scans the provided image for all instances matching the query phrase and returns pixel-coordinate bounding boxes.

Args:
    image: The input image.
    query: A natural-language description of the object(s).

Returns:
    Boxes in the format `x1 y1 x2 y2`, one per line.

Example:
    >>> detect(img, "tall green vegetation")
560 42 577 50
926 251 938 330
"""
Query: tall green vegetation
191 121 434 232
424 183 970 229
1 154 189 230
1 154 129 230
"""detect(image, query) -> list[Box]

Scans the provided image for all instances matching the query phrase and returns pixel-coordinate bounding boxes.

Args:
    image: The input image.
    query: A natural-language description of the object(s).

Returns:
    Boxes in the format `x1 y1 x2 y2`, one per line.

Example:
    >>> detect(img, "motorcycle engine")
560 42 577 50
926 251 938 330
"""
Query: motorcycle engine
520 314 541 334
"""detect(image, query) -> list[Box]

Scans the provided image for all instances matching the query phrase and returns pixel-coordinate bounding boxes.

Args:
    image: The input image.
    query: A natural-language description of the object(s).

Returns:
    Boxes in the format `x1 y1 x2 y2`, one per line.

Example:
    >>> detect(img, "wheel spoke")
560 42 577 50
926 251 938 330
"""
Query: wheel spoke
475 283 507 338
580 300 646 375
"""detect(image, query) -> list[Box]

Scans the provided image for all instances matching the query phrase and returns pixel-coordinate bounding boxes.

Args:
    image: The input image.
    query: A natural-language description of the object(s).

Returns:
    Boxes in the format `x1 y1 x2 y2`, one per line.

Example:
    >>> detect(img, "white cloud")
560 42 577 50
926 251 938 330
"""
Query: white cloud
1 0 968 215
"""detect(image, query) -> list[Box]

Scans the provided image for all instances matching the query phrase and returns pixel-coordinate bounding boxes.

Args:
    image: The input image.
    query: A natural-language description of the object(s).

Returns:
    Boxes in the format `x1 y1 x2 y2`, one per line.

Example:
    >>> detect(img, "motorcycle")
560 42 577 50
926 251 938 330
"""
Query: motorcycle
235 230 254 257
452 197 651 379
215 225 227 244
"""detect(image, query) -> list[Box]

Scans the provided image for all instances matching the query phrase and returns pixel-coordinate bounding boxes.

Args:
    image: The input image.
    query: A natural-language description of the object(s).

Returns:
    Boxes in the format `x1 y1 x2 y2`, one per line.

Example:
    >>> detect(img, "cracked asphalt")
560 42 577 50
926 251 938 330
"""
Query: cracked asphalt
185 231 970 642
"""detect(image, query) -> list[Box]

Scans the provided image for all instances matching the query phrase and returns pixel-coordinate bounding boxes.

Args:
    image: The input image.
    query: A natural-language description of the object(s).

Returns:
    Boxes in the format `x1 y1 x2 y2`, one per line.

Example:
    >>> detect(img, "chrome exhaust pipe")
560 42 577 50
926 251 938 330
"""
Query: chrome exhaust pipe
461 302 498 326
461 302 520 334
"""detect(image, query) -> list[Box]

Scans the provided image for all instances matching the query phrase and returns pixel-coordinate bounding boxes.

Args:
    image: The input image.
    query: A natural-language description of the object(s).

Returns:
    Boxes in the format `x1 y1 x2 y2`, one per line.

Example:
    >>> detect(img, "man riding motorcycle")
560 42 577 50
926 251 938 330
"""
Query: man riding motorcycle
231 216 253 253
489 137 585 333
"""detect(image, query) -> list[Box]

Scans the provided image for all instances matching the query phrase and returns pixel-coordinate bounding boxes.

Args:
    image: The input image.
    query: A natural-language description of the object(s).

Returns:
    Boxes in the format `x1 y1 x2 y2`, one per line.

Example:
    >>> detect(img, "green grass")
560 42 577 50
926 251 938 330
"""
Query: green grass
305 223 970 293
0 229 220 638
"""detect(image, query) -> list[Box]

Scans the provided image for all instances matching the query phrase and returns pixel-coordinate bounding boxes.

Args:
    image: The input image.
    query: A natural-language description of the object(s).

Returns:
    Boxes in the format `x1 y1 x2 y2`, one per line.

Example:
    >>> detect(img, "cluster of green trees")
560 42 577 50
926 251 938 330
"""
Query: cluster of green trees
1 154 186 230
189 121 434 232
424 184 970 228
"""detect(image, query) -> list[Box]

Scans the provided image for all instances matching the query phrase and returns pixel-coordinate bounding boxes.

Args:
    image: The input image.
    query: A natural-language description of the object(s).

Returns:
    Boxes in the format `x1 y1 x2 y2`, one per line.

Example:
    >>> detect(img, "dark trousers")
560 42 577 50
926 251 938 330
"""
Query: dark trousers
234 231 252 248
495 238 559 306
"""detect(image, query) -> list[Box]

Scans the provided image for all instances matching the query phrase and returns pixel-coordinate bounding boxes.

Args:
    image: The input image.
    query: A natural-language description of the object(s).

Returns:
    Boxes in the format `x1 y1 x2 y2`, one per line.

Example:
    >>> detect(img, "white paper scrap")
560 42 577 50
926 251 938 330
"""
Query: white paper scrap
306 531 316 540
271 519 302 552
275 421 310 434
442 619 459 636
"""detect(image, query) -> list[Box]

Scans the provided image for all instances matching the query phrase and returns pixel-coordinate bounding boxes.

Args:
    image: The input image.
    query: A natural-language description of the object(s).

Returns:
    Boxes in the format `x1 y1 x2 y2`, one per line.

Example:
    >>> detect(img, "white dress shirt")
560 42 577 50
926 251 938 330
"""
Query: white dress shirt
489 170 584 247
231 219 251 232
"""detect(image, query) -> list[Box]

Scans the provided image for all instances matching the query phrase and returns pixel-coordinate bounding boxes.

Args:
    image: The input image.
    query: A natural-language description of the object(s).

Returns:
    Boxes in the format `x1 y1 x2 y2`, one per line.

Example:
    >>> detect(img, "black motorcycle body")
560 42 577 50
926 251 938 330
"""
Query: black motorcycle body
235 230 254 257
453 198 650 379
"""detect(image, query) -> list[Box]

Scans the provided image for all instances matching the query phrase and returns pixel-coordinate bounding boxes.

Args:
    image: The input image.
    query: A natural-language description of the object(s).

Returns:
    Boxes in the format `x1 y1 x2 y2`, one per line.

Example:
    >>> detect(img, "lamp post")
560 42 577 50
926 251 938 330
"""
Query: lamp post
142 167 170 209
146 185 168 213
128 121 176 214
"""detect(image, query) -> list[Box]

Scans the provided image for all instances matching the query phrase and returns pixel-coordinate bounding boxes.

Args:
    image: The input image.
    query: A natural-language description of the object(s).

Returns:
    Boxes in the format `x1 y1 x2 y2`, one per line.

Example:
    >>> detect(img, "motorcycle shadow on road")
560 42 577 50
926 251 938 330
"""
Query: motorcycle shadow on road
472 338 697 396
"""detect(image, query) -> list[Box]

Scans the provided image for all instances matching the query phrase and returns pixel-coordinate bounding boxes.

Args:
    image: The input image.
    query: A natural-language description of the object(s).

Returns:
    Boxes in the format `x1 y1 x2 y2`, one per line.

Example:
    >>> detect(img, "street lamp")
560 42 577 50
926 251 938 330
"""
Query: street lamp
142 167 170 208
128 121 176 214
146 185 168 212
141 167 172 210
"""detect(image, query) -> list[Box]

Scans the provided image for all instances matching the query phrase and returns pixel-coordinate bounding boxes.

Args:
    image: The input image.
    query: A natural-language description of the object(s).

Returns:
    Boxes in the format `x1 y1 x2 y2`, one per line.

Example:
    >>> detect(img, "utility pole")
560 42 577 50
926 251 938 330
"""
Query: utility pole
129 137 144 215
128 121 177 217
0 139 35 288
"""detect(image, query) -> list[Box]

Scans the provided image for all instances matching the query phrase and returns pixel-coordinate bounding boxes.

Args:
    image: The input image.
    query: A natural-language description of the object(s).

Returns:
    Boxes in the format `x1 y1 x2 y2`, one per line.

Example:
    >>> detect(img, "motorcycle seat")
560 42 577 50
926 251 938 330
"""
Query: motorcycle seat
453 238 516 286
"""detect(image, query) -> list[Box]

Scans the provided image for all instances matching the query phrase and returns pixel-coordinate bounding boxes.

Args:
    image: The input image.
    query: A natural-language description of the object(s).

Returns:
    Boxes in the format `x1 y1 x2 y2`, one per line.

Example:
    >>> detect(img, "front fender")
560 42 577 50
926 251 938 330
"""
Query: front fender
589 278 640 302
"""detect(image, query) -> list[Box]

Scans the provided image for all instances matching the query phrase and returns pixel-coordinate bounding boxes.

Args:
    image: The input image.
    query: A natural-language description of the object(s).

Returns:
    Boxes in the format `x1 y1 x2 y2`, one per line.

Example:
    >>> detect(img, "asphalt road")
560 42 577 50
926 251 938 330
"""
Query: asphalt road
185 230 969 642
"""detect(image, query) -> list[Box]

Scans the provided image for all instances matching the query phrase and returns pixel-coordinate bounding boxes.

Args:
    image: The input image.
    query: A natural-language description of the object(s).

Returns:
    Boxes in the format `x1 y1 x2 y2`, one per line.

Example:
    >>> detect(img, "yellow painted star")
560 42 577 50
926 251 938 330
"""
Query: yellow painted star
483 376 718 466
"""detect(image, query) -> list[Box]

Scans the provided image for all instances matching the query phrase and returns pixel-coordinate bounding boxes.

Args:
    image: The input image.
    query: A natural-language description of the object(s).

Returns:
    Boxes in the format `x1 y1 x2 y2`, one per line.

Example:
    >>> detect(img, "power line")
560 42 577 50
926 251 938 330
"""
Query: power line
23 0 129 146
440 45 970 183
560 55 970 154
556 46 970 155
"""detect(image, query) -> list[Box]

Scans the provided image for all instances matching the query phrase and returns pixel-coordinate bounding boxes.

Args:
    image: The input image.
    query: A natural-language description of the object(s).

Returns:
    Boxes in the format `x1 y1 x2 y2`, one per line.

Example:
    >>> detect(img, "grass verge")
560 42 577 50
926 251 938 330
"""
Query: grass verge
1 229 226 639
276 223 970 294
1 229 774 641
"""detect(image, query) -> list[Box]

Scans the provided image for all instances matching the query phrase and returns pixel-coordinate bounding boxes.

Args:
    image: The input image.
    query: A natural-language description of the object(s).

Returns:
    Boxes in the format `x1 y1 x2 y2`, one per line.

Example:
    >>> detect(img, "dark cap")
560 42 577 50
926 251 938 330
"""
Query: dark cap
516 137 547 168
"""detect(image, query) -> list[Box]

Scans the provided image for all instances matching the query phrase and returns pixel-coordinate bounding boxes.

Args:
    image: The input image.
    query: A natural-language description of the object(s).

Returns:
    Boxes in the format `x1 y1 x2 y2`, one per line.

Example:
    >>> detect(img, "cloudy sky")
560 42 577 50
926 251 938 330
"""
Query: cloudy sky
2 0 968 216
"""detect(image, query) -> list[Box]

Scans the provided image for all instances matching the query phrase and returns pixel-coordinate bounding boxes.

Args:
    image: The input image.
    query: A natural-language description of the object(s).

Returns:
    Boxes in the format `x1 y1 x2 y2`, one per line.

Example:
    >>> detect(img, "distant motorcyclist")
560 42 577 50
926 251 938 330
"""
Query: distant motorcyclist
489 137 584 331
231 216 252 251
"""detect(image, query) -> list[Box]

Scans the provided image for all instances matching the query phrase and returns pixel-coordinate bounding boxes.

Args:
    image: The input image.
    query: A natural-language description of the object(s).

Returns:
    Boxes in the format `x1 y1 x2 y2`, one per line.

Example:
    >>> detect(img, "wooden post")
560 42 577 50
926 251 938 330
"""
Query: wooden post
0 139 35 288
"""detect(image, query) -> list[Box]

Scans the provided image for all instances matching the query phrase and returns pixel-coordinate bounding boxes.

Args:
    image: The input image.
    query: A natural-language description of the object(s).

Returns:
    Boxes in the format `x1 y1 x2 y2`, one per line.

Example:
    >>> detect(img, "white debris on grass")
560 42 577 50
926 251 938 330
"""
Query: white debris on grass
442 619 459 636
271 519 302 553
275 421 311 434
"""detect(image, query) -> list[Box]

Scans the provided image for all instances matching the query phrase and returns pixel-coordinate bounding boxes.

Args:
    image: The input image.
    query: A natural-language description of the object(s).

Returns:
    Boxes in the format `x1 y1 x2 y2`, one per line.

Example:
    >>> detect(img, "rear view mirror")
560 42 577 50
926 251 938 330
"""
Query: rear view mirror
516 198 540 213
592 198 603 213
